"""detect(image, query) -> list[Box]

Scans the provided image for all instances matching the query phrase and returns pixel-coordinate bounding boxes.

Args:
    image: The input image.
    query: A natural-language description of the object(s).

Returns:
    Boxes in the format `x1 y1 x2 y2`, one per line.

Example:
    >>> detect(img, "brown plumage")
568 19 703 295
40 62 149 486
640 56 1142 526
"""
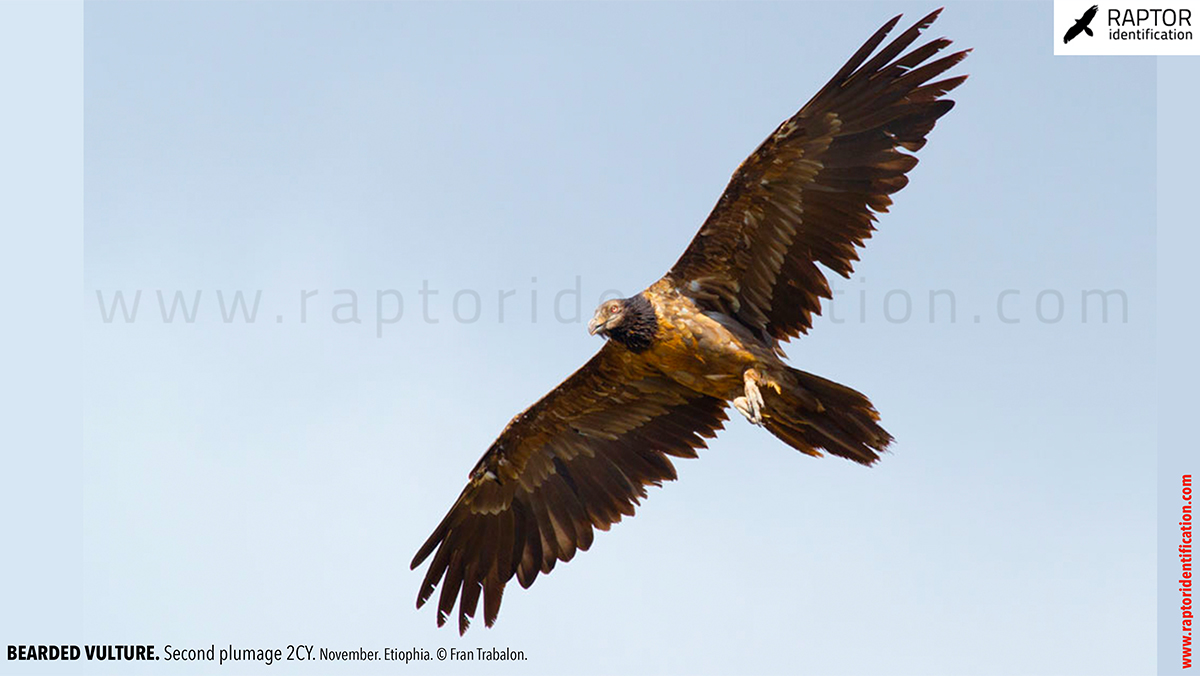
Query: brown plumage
411 9 968 634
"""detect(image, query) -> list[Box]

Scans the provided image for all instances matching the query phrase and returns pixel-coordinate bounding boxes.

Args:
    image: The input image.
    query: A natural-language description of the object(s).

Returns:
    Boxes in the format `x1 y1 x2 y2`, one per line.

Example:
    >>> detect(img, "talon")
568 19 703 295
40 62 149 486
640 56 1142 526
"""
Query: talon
735 369 765 426
733 396 761 426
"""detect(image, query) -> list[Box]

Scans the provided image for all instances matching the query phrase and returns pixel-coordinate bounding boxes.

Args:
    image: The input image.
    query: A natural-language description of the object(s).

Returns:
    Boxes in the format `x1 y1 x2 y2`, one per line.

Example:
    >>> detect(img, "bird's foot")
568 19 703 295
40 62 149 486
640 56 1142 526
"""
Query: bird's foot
734 369 766 426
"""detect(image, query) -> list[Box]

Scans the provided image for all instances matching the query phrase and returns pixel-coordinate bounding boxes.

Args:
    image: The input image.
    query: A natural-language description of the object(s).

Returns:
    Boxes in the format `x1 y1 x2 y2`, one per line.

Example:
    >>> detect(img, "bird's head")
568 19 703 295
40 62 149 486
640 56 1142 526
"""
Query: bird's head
587 299 627 337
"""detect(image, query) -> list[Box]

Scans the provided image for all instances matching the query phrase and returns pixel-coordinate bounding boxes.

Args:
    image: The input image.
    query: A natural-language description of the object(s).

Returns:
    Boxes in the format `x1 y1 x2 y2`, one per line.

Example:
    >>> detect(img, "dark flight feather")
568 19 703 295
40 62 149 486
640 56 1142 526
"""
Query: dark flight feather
667 8 967 346
411 342 729 633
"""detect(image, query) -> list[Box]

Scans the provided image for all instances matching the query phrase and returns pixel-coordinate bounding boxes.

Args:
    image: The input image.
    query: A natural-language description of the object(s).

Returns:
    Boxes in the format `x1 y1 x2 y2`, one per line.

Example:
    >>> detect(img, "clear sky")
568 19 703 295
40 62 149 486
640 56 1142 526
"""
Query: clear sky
3 2 1169 674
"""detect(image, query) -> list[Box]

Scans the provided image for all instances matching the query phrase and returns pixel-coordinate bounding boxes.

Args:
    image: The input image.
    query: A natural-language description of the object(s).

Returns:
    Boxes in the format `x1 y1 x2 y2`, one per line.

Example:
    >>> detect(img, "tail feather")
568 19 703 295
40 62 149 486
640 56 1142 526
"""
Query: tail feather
761 368 892 465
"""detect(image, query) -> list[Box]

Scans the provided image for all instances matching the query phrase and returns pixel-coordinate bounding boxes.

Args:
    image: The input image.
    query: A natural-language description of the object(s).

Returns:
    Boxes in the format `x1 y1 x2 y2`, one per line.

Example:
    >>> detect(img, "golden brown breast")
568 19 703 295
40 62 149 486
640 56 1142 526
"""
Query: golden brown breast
640 281 764 400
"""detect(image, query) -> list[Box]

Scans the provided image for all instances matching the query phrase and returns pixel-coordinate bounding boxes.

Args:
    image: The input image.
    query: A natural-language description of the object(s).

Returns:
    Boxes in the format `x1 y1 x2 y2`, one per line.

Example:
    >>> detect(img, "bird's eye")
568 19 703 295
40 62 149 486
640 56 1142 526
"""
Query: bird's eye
609 306 619 314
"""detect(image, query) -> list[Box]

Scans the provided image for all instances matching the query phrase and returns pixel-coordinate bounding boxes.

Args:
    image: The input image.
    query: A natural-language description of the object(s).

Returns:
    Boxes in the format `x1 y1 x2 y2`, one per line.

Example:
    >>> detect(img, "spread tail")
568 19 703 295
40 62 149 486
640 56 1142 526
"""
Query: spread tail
760 368 893 465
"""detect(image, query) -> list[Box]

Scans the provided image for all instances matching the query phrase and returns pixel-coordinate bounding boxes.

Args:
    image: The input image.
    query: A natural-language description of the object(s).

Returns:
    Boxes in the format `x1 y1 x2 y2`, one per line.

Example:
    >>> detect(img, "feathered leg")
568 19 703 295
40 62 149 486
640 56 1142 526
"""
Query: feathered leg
733 368 769 426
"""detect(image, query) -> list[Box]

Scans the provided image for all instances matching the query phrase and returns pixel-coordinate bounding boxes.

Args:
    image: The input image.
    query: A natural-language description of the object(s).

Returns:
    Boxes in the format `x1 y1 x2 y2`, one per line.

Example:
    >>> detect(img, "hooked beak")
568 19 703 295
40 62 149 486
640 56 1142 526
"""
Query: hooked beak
587 316 605 336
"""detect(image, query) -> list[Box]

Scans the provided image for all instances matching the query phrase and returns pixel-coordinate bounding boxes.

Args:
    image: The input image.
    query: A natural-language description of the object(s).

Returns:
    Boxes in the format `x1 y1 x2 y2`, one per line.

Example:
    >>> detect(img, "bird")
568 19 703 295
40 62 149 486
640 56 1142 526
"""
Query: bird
411 9 968 635
1063 5 1099 43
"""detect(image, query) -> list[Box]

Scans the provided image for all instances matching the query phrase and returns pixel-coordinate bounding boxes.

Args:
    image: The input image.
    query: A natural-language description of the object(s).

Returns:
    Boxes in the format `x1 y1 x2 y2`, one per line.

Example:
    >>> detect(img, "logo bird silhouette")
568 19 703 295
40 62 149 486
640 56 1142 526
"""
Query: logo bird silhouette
1064 5 1099 43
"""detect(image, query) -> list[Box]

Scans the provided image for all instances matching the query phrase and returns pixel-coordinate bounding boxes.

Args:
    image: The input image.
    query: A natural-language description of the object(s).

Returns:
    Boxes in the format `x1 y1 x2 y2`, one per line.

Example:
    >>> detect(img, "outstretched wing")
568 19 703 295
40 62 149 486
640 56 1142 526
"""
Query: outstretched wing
666 9 968 345
410 341 728 634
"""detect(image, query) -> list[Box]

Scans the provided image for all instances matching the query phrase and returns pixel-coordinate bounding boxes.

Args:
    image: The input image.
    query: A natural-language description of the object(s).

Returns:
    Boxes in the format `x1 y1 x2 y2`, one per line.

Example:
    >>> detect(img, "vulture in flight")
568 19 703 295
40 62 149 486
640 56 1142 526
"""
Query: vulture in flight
412 9 968 634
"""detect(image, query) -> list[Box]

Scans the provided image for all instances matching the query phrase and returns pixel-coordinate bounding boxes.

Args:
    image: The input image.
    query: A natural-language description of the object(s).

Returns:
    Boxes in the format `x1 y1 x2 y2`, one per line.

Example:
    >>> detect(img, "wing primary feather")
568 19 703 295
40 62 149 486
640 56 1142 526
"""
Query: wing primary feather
850 9 942 83
494 506 516 582
548 461 594 544
541 477 580 562
891 37 952 71
810 14 903 104
909 73 969 103
527 493 561 571
483 569 505 628
893 49 971 92
416 536 454 609
411 511 452 570
516 500 542 589
436 549 466 628
458 561 483 635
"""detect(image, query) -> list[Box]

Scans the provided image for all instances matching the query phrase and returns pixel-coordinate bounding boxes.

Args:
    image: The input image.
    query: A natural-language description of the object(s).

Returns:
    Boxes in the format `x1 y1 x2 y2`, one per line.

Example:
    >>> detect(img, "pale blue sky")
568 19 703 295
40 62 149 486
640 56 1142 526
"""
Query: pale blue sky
2 2 1181 674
